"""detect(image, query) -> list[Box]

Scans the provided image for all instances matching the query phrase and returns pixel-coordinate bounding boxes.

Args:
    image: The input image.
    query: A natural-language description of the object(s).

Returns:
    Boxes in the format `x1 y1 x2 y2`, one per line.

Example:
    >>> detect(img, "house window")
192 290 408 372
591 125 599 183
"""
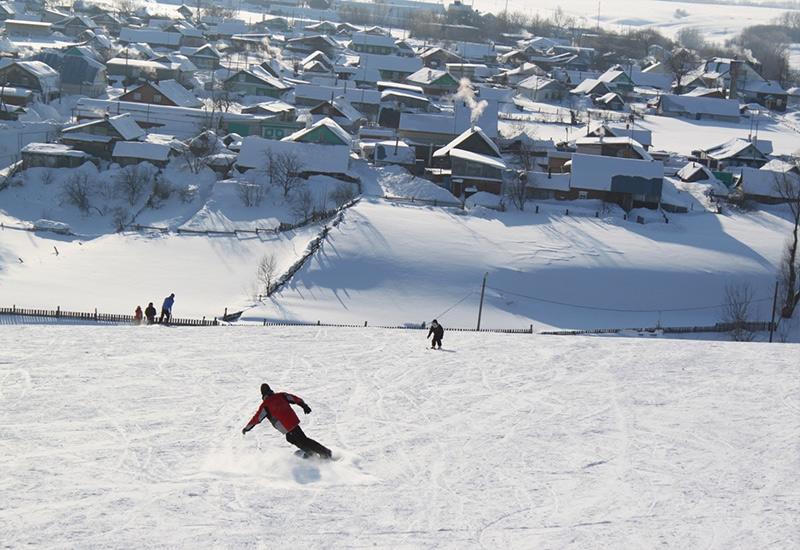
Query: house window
133 92 142 100
578 191 588 200
153 94 162 102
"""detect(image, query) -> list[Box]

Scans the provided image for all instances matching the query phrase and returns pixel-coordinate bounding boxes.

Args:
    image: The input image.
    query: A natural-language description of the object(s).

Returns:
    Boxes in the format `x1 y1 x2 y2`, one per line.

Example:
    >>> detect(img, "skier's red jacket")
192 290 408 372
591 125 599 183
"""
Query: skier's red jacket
243 392 307 434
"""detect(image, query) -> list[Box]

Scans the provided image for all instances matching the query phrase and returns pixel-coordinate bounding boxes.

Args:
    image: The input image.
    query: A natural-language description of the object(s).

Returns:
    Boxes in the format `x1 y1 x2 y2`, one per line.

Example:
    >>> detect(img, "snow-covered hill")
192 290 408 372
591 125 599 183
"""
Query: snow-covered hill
1 326 797 547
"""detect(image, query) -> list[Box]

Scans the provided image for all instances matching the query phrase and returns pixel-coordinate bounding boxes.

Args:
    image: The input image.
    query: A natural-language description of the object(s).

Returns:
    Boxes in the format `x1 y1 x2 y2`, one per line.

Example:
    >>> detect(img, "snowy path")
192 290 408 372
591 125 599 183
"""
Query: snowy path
1 326 798 548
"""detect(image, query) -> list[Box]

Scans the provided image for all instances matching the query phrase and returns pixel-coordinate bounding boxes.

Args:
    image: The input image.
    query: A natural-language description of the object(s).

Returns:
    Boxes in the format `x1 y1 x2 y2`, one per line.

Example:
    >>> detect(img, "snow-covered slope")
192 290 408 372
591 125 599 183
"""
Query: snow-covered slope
248 198 792 330
1 326 797 547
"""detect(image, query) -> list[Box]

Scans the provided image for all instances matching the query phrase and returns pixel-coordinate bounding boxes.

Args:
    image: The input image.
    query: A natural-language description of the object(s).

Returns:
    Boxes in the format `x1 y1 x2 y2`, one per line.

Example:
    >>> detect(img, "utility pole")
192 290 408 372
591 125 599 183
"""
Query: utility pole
477 272 488 331
769 279 779 343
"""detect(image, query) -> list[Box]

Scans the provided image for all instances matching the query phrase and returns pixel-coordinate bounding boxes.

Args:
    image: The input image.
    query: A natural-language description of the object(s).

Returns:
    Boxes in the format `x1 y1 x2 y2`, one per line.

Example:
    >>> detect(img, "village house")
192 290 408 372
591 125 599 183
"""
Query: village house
4 19 52 37
419 47 465 69
20 143 92 169
119 27 182 49
224 67 293 99
405 68 459 97
283 117 352 147
54 15 97 37
574 136 651 160
61 113 146 159
240 101 303 140
286 35 339 58
429 126 507 197
594 92 625 111
0 60 60 101
568 154 664 210
596 66 635 96
655 95 740 122
695 138 771 170
111 141 173 168
91 12 122 34
105 58 182 83
517 76 566 101
735 167 800 204
350 54 423 86
308 99 365 131
235 136 351 179
294 84 381 119
34 48 107 97
179 45 221 70
118 80 202 108
348 32 397 56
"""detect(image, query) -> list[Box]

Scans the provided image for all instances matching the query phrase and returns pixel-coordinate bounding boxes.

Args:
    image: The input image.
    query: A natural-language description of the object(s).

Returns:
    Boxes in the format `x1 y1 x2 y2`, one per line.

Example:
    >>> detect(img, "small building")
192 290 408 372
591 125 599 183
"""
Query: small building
4 19 52 37
91 12 122 34
568 153 664 210
119 27 183 48
696 138 771 170
224 67 292 98
308 99 365 131
574 136 651 160
569 78 611 98
517 76 565 101
179 45 221 70
0 60 60 101
430 126 506 196
61 113 146 158
348 31 397 55
20 143 91 169
105 58 181 82
360 139 416 168
406 68 459 97
594 92 625 111
286 35 339 57
33 50 107 98
55 15 97 37
596 66 635 95
677 162 717 183
735 167 800 204
236 136 351 177
283 117 352 147
0 86 33 106
119 80 202 108
419 47 464 69
112 141 173 168
655 95 740 123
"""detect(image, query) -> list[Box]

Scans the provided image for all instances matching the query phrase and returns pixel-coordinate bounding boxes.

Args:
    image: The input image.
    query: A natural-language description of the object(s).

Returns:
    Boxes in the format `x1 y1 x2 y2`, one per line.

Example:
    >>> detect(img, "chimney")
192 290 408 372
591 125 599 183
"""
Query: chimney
728 59 741 100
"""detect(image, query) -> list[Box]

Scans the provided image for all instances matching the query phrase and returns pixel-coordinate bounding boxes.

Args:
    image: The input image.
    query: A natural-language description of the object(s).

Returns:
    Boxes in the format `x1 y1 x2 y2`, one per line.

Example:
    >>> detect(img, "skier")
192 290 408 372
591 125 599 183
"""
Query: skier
144 302 157 325
427 319 444 349
159 293 175 324
242 383 332 459
134 306 143 324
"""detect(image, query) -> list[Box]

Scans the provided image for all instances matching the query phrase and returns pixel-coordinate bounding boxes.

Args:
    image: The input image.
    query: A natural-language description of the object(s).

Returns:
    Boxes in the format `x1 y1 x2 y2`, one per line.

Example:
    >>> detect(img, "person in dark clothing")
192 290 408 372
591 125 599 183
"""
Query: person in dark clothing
144 302 157 324
159 293 175 324
428 319 444 349
242 383 332 459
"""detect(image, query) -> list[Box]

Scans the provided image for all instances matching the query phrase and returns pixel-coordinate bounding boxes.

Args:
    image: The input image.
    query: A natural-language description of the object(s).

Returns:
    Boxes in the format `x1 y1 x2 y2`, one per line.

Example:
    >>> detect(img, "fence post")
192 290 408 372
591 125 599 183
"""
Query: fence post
263 319 266 326
94 308 97 320
364 321 367 327
530 324 533 334
317 320 320 325
56 306 60 317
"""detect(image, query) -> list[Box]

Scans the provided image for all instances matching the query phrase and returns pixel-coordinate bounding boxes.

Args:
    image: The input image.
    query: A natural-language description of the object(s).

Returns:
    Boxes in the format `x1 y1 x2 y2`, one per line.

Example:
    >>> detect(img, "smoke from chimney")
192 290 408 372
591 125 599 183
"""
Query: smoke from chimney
454 78 488 126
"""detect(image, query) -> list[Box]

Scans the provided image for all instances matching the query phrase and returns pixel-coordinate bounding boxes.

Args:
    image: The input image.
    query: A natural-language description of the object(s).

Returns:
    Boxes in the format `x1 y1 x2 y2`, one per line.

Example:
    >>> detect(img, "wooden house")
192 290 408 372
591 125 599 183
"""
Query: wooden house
61 113 146 158
429 126 507 196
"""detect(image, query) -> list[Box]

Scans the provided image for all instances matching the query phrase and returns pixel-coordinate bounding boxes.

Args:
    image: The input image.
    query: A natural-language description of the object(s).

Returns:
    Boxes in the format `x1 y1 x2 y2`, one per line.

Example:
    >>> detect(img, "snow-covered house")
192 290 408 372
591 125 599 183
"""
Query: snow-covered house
569 78 611 98
596 66 635 95
405 68 459 97
224 67 293 99
568 154 664 210
655 95 740 123
360 140 416 168
33 49 107 97
20 143 92 170
286 35 339 57
119 27 183 48
0 2 15 20
348 32 397 55
701 57 788 111
696 138 771 170
0 60 60 101
283 117 352 147
119 80 202 108
677 162 718 183
584 123 653 151
61 113 146 159
574 137 651 160
594 92 625 111
430 127 507 197
294 84 381 118
235 136 351 178
517 76 566 101
105 58 181 82
735 167 800 204
309 99 365 131
351 54 423 85
112 141 173 168
179 45 221 70
55 15 97 37
420 47 464 69
4 19 52 37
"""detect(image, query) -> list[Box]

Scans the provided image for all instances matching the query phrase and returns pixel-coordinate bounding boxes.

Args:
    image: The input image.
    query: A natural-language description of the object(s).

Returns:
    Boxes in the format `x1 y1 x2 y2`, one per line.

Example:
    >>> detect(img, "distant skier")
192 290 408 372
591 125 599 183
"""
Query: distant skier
242 383 333 460
144 302 157 325
159 293 175 324
134 306 143 324
428 319 444 349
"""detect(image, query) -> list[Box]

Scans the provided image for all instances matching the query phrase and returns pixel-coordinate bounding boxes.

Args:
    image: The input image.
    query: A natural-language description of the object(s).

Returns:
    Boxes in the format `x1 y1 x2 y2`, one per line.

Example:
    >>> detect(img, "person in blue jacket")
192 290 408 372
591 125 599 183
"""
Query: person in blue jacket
159 293 175 324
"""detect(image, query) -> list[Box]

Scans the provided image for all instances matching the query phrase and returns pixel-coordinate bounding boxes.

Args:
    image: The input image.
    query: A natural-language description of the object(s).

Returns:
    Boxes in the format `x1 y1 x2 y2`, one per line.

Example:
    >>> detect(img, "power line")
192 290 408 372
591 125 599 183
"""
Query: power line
434 290 477 320
485 285 773 314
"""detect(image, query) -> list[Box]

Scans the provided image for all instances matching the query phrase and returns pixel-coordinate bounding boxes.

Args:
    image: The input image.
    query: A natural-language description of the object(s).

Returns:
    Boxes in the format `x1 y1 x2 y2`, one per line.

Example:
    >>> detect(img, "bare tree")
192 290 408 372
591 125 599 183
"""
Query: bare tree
773 168 800 318
676 27 705 51
183 131 220 174
667 48 696 94
115 164 154 206
238 181 266 207
40 170 55 186
721 281 755 341
291 187 314 222
62 173 93 213
257 253 278 297
274 152 304 198
505 171 527 211
329 182 357 207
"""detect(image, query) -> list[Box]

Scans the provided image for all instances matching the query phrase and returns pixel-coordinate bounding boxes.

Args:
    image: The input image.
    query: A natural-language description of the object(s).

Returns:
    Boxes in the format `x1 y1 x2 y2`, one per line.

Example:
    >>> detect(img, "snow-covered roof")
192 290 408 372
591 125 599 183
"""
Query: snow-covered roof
528 172 571 192
575 136 651 160
377 81 424 94
355 53 422 73
64 113 145 141
596 92 623 104
112 141 171 161
5 60 59 90
433 126 502 159
150 79 201 108
237 136 351 174
761 159 799 174
243 100 295 114
349 32 396 49
448 148 507 170
179 44 221 58
570 153 663 193
703 138 771 160
406 68 450 86
380 89 430 103
517 75 559 91
399 113 456 135
301 50 333 69
21 143 89 157
738 167 799 198
284 117 352 145
295 84 381 106
120 27 182 46
658 95 740 119
677 162 715 182
570 78 608 95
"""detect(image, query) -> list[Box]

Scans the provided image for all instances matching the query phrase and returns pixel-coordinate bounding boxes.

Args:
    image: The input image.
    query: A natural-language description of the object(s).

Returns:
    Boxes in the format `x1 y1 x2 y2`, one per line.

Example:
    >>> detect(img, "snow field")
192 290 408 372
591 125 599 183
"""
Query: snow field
1 326 798 547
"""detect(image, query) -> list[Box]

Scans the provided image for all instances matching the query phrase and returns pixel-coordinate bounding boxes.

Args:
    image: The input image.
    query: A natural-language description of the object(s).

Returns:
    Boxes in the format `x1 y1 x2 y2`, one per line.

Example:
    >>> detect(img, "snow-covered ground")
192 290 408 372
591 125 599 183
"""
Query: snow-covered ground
1 326 798 547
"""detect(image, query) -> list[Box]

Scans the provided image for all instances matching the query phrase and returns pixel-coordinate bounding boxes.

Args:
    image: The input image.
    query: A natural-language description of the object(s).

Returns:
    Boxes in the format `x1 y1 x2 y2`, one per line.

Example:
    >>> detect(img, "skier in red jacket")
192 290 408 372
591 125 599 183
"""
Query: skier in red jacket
242 383 333 459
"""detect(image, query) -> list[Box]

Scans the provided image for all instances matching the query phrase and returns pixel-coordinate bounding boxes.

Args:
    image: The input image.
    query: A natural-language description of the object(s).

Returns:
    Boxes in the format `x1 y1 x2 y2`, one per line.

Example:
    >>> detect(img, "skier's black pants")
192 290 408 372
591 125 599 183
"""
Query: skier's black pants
286 426 331 458
431 337 442 348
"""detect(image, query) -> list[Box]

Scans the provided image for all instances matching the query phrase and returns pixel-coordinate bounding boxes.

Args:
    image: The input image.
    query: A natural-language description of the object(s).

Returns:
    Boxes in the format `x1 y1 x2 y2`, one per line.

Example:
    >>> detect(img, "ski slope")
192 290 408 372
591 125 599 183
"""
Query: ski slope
249 198 792 331
1 326 798 547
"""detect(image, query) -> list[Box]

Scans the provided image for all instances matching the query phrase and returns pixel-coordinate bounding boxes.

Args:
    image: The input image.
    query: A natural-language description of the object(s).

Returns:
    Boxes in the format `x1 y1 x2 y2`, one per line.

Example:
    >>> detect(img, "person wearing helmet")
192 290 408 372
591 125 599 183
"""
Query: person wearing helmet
427 319 444 349
242 383 332 459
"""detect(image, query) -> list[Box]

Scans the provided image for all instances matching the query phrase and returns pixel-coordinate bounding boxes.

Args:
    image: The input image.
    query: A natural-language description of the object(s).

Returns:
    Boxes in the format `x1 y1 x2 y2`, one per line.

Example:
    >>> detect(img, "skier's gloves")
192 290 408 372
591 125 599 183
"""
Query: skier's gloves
242 428 248 435
302 405 312 414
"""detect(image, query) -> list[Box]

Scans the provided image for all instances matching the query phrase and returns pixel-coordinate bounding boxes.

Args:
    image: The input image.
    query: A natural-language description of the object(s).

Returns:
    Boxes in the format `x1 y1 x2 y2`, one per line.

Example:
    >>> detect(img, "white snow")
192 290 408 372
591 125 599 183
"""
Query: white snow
1 326 798 547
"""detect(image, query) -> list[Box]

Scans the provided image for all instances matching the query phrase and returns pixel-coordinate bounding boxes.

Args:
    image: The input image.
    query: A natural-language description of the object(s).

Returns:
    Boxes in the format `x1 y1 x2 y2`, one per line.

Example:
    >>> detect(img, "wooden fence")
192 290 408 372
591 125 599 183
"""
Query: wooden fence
0 306 218 327
540 321 774 336
259 319 535 334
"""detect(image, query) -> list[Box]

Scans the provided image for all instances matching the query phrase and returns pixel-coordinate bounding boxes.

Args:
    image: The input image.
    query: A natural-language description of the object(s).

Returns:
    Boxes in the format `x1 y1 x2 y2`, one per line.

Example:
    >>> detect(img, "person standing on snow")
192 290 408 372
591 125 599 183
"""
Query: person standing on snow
134 306 143 324
159 293 175 324
428 319 444 349
144 302 157 325
242 383 332 459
